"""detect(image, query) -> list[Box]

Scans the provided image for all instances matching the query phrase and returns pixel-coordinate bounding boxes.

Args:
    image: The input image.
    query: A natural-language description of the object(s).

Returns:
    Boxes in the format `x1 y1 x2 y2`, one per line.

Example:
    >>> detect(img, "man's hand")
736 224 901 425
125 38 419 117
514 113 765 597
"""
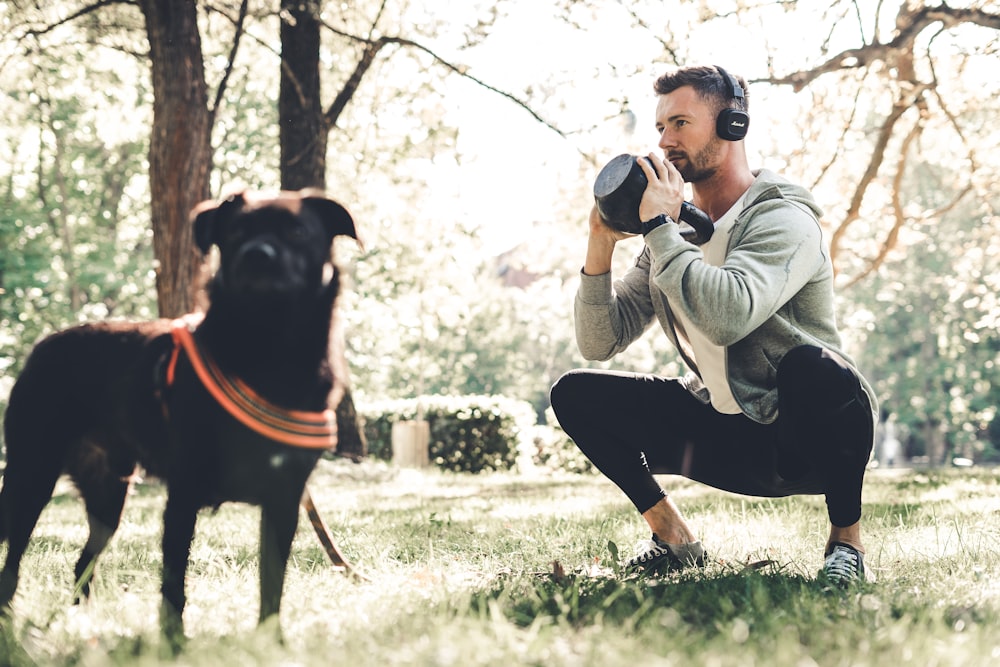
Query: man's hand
584 205 633 276
589 204 636 243
637 153 684 223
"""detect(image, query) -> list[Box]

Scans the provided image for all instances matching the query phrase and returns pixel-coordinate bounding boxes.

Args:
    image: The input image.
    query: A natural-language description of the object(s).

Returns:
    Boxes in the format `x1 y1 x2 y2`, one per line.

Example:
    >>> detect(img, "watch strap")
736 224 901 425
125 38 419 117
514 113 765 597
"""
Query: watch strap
640 213 674 236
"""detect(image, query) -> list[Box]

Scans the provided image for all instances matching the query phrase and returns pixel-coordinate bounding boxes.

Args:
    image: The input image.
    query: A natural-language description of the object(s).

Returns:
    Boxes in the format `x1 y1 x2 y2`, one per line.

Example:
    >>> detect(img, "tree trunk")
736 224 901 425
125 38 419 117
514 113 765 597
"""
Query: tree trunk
139 0 213 318
279 0 366 459
279 0 327 190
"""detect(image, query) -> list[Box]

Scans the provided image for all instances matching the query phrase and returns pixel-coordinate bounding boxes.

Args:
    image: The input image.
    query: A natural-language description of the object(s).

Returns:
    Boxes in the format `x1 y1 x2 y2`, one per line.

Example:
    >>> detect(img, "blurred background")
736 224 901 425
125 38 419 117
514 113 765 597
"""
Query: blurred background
1 0 999 468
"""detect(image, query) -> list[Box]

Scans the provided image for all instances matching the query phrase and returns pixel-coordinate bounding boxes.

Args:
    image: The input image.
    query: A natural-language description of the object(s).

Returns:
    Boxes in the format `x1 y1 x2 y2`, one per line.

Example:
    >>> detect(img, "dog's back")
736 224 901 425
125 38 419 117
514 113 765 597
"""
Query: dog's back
3 320 173 473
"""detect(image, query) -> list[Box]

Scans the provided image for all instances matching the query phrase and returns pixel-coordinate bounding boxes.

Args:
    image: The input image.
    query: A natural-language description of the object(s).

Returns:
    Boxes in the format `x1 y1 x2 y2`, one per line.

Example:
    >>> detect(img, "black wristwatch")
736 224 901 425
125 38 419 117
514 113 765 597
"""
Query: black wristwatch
640 213 674 236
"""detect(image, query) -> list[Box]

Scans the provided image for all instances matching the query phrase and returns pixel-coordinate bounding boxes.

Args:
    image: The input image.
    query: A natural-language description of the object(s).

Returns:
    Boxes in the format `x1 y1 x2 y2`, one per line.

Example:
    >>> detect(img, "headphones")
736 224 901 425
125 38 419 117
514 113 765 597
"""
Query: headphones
714 66 750 141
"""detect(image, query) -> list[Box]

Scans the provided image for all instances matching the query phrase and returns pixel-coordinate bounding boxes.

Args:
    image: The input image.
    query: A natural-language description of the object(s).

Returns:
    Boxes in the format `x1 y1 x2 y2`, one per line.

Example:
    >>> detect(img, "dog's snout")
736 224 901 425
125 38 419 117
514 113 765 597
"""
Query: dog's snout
240 240 278 266
227 236 305 297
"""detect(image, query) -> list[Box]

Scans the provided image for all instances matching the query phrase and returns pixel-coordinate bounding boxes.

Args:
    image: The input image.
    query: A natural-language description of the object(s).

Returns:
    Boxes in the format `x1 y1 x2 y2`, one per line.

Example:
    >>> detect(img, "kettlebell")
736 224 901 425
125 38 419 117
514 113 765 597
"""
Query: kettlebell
593 153 714 245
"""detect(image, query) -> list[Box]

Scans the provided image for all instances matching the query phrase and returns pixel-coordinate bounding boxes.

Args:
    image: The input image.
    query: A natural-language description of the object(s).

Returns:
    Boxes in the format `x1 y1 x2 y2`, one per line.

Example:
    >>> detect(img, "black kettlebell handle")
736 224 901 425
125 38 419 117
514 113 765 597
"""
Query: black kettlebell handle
679 202 714 245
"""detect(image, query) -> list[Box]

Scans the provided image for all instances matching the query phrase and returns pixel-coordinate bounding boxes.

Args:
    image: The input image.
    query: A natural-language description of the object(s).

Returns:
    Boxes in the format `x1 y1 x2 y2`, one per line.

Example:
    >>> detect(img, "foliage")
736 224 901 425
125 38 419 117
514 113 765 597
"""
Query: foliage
847 160 1000 463
0 39 154 401
531 405 596 474
2 0 1000 469
359 394 536 472
1 464 1000 665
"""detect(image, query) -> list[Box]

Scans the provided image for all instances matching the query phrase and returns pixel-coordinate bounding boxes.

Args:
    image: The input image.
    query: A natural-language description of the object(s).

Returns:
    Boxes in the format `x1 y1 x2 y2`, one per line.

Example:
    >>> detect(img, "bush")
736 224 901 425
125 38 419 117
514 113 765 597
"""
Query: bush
359 395 536 473
530 406 596 474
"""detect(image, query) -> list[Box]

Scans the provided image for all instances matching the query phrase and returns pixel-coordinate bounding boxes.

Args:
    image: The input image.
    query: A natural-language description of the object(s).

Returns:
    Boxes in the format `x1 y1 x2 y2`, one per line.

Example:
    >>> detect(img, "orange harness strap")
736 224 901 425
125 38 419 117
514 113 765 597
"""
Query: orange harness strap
165 319 337 450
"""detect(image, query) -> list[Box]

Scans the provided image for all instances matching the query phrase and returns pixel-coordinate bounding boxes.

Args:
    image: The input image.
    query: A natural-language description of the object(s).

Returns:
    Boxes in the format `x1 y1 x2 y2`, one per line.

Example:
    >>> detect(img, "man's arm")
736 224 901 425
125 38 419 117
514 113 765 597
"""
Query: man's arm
584 205 631 276
646 201 827 347
575 206 657 361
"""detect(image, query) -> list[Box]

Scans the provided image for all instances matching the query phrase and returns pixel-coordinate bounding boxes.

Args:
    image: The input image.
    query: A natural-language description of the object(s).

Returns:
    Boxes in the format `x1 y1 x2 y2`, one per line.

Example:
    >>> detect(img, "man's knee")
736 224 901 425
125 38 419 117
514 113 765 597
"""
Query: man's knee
549 370 588 423
778 345 858 409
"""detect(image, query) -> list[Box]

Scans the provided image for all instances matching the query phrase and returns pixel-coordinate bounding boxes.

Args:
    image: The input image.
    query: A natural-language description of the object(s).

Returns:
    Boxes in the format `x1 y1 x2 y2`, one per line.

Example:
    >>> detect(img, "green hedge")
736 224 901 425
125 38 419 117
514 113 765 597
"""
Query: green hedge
359 395 537 473
530 406 596 475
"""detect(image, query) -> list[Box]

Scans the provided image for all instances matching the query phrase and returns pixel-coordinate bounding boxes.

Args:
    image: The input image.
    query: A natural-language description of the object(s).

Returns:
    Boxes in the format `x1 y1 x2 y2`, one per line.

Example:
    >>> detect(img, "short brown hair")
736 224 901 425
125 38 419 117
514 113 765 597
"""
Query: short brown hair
653 65 749 114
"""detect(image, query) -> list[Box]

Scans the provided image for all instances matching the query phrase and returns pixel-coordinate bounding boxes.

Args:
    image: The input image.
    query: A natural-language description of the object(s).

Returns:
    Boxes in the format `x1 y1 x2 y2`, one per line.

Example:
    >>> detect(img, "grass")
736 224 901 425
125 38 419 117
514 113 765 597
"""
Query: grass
2 462 1000 666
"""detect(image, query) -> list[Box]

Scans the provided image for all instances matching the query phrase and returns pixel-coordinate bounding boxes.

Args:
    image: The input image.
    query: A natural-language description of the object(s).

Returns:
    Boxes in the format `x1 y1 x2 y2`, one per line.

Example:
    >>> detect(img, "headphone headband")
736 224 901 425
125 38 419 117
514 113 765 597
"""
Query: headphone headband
714 65 745 107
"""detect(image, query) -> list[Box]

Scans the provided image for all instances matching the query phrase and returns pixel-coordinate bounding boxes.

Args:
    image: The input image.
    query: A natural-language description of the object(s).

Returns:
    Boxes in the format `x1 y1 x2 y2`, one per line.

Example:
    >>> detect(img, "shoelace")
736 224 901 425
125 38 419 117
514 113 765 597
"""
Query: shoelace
823 545 861 582
626 539 673 566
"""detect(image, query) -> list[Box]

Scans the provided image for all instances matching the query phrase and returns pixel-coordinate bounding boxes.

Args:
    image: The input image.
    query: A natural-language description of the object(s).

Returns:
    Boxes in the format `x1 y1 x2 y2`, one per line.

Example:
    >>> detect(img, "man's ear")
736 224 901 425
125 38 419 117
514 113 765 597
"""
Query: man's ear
191 193 247 254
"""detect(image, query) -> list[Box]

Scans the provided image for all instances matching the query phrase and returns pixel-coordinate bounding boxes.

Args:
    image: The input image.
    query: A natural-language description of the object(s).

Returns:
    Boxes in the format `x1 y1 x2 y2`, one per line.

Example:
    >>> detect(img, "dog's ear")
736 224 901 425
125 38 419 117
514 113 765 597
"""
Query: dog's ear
191 193 247 254
302 196 361 246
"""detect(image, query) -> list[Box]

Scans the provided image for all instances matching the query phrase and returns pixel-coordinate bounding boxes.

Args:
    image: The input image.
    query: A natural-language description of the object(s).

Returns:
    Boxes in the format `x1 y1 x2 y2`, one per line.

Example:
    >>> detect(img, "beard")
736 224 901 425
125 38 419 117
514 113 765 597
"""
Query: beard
670 137 722 183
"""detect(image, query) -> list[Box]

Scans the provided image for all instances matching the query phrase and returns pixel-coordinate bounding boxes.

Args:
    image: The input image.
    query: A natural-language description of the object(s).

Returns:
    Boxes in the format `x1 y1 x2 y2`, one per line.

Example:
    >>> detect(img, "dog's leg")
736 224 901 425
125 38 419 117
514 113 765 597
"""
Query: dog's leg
258 495 300 629
0 455 64 612
159 491 199 648
71 461 135 602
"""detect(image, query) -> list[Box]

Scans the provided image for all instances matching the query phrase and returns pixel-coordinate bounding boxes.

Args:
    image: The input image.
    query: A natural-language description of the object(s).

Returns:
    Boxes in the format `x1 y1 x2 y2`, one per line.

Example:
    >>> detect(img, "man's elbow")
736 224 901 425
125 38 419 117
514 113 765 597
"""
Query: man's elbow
703 324 746 347
576 341 616 362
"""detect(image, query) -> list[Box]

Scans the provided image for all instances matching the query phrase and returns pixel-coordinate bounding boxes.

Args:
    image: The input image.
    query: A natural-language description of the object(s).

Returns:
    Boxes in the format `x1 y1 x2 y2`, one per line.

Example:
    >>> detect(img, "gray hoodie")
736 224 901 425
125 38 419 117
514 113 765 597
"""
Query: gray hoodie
575 169 877 425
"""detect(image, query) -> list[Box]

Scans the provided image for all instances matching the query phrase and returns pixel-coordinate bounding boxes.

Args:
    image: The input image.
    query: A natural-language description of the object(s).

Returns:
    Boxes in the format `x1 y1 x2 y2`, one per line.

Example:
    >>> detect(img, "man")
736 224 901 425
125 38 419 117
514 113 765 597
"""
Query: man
549 65 877 583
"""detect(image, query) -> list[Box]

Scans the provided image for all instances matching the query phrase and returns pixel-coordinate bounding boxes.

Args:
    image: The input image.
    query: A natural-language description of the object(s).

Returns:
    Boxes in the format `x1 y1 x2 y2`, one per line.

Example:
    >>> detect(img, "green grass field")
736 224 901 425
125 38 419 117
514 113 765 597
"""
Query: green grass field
1 461 999 666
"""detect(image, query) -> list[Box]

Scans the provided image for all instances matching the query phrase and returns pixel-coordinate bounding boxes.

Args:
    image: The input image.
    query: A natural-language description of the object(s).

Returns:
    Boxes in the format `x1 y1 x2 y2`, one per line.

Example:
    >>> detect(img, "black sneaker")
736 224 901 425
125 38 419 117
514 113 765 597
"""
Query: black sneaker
623 534 706 575
820 542 865 585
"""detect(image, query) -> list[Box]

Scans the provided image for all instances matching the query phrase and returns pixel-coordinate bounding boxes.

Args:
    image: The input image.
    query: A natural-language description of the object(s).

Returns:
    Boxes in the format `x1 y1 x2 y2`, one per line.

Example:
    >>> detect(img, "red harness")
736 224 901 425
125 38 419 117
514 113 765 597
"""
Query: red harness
164 317 337 450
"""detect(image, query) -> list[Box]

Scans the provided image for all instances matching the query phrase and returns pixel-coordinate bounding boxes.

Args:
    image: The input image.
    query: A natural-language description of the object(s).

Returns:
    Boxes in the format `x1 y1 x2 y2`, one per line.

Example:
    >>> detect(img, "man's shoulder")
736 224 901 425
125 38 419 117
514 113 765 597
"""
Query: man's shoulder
744 170 822 220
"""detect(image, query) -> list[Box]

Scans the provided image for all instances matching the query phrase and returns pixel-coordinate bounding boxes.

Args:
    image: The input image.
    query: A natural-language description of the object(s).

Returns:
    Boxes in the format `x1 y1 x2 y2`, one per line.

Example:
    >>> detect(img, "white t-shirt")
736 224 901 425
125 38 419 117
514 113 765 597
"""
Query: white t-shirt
670 191 749 414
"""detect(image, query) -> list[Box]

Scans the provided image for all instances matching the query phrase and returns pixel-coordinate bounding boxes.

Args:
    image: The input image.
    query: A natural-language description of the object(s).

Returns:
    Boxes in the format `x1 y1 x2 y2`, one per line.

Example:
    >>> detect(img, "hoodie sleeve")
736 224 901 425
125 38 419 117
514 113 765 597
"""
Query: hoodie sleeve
573 248 657 361
644 198 828 347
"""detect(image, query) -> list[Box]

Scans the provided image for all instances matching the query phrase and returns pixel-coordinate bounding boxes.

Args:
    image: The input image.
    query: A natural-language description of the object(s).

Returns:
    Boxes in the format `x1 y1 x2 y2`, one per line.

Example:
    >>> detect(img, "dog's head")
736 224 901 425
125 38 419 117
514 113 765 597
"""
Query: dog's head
191 189 359 303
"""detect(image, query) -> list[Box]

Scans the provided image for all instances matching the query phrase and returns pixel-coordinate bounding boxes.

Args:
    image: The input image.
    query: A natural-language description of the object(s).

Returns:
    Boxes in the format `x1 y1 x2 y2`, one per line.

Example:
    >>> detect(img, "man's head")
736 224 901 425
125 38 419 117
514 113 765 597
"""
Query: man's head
652 66 750 183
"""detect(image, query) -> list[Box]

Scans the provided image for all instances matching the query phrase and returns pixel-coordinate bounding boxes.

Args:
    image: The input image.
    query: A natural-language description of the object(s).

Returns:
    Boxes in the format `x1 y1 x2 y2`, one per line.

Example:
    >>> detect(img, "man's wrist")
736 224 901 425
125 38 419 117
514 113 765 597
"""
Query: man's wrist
640 213 675 236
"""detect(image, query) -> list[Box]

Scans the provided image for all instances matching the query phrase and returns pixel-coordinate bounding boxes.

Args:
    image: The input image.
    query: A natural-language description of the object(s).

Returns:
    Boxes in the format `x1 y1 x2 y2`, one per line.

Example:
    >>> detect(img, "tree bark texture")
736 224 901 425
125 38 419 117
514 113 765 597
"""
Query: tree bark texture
279 0 365 458
279 0 328 190
139 0 213 318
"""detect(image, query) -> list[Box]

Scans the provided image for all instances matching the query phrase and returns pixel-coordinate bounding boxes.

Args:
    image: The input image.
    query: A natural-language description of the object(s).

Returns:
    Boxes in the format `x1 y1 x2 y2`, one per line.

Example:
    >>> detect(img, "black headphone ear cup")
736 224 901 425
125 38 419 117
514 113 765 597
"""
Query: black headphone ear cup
716 108 750 141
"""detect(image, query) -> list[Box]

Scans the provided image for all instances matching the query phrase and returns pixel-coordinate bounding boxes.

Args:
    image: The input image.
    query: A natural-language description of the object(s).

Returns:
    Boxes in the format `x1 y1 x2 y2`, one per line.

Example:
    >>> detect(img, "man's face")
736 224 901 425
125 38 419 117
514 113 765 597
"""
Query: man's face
654 86 723 183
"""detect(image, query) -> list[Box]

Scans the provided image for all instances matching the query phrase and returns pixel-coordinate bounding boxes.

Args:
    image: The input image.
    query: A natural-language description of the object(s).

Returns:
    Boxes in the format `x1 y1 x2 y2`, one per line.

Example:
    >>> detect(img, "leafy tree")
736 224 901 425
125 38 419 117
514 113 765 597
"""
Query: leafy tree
540 0 1000 461
859 161 1000 463
0 24 153 386
4 0 1000 468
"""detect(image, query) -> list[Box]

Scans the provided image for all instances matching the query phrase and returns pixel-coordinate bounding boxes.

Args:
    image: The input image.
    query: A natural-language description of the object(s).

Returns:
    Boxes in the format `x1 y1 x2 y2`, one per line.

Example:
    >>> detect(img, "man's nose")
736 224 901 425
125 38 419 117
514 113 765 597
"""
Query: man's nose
658 128 675 151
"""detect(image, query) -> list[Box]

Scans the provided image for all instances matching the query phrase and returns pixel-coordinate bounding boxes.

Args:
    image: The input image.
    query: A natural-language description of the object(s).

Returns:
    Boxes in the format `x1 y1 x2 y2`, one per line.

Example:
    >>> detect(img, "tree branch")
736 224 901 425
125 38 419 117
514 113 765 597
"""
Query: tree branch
14 0 136 39
1 0 139 74
829 81 929 267
205 0 249 122
319 23 572 146
842 119 922 289
807 80 865 191
764 5 1000 91
614 1 681 64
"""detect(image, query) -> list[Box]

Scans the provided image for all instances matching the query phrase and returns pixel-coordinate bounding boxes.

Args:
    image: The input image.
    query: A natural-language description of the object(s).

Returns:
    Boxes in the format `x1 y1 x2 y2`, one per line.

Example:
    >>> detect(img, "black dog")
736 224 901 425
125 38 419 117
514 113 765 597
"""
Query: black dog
0 190 359 642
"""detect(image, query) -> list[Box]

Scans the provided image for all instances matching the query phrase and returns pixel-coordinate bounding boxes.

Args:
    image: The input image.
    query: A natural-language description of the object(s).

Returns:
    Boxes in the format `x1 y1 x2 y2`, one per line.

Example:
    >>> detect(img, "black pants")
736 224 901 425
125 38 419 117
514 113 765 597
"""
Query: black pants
549 345 873 527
